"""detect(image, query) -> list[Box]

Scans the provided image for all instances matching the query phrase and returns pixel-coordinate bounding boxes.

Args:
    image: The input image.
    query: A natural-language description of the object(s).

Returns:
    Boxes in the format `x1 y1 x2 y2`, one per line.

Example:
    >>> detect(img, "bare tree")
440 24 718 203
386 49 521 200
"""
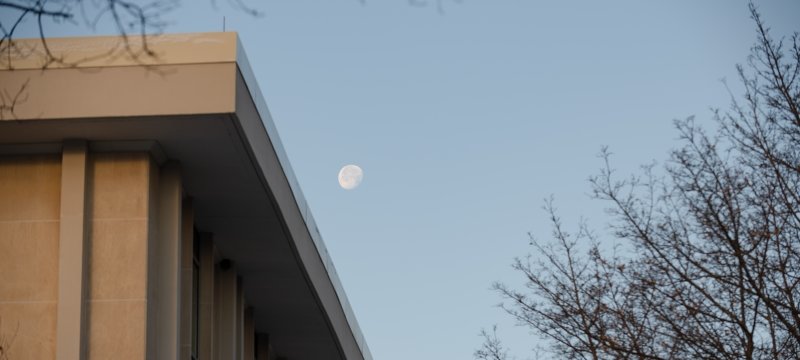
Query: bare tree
0 0 460 118
0 0 182 68
0 0 462 70
483 4 800 360
475 326 511 360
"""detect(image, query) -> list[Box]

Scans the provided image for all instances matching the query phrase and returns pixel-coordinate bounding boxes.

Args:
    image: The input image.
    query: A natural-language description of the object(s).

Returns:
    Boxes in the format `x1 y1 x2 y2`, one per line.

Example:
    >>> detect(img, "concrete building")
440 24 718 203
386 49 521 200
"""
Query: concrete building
0 33 371 360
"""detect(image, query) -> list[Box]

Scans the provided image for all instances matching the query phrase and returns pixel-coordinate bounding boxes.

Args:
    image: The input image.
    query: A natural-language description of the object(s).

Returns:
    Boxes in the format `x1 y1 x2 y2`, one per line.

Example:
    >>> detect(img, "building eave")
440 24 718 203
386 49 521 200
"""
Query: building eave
0 32 371 360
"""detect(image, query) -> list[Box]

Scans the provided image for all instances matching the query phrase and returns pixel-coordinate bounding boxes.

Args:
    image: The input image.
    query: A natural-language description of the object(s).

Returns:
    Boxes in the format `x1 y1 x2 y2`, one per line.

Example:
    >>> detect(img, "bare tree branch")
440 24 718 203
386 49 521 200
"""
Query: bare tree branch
483 3 800 359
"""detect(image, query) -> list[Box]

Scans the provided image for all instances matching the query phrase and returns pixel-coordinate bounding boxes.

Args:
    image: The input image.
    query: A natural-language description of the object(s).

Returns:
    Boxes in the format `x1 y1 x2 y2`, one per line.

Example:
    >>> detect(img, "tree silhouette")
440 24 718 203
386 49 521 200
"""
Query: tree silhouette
0 0 461 70
482 4 800 359
1 0 177 68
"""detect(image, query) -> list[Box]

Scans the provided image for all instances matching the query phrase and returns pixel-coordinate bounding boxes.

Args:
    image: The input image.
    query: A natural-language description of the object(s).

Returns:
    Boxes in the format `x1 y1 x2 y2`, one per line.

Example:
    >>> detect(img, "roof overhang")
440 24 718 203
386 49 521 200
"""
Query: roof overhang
0 33 371 360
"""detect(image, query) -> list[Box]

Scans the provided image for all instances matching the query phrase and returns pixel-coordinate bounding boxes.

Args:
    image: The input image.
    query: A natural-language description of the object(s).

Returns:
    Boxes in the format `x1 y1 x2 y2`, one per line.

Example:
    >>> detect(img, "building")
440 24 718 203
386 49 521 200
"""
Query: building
0 33 371 360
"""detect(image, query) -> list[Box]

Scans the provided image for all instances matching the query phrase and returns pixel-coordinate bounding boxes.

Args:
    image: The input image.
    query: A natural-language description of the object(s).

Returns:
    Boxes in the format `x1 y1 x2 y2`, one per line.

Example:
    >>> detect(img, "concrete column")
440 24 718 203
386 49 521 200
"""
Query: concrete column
236 277 245 360
215 262 238 360
255 334 271 360
154 162 183 359
243 307 255 360
86 152 155 359
198 233 216 360
180 198 194 360
56 140 89 360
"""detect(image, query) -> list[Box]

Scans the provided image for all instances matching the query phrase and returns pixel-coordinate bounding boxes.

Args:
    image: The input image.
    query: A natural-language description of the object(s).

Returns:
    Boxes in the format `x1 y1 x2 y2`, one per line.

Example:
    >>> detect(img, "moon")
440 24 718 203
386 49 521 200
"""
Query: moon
338 164 363 190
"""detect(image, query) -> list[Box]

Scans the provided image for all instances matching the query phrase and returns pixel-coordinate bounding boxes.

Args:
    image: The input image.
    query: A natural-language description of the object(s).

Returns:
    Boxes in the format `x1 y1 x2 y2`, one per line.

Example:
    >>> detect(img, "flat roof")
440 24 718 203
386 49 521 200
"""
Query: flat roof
0 32 371 360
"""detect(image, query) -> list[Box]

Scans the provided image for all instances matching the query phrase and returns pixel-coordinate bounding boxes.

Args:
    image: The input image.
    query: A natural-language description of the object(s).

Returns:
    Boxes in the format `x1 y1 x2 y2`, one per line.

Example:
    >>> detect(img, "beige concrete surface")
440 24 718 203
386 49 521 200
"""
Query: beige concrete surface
146 159 160 360
88 219 149 300
86 153 152 360
0 155 61 221
56 140 89 360
0 63 236 121
89 153 151 221
154 163 183 360
0 155 61 360
0 221 60 301
85 300 147 359
0 302 58 359
2 32 237 70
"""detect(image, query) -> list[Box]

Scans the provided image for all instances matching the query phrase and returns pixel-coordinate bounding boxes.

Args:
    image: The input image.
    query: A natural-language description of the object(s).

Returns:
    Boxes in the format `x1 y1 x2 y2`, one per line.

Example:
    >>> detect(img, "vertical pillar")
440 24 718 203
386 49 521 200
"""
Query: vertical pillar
154 162 182 359
243 307 255 360
236 277 245 360
88 152 155 359
199 233 216 360
255 334 271 360
215 262 238 360
180 198 194 360
56 140 88 360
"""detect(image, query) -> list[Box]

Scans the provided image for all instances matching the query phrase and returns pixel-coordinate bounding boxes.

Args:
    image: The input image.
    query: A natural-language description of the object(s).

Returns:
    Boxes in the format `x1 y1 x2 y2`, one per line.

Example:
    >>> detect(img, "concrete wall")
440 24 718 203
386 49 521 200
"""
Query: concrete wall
0 148 273 360
86 153 153 359
0 155 61 360
0 152 158 360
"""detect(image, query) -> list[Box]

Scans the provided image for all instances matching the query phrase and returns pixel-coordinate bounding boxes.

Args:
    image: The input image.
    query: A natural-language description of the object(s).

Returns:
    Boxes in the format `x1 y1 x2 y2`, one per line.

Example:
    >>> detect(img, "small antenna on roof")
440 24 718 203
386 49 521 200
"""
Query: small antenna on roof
223 16 226 32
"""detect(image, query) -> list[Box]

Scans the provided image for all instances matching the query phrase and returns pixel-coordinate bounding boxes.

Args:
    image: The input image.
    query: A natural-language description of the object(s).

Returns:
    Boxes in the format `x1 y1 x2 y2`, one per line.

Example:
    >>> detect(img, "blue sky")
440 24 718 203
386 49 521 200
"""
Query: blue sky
13 1 800 358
